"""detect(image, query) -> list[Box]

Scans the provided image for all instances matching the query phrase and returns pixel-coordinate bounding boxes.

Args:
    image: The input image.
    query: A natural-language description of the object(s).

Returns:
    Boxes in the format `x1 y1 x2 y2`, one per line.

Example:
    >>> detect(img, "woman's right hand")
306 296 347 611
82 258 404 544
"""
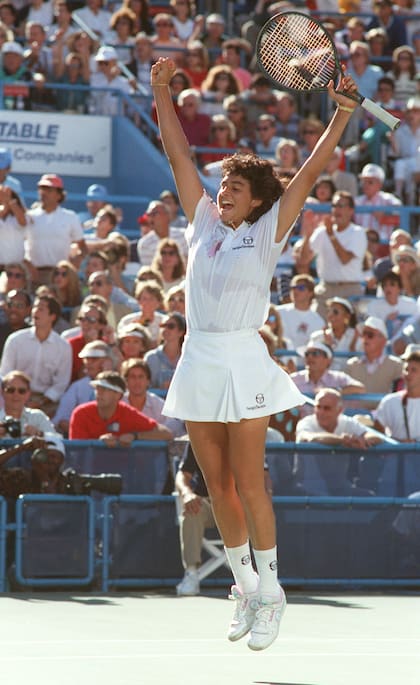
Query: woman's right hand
151 58 176 88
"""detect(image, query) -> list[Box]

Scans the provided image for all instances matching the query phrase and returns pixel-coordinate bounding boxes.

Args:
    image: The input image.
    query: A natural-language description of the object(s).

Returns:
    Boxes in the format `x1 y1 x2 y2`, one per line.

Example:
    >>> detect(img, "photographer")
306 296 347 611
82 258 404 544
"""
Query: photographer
0 433 122 499
0 371 57 439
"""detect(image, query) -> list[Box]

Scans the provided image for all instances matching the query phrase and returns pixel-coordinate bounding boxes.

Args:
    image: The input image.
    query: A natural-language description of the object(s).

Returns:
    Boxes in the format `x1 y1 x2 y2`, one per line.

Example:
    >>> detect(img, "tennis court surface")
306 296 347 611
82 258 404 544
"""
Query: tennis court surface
1 590 419 685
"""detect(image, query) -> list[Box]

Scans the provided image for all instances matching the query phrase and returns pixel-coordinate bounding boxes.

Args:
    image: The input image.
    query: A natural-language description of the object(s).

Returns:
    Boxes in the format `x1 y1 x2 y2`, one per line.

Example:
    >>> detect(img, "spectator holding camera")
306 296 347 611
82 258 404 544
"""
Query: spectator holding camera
0 371 58 439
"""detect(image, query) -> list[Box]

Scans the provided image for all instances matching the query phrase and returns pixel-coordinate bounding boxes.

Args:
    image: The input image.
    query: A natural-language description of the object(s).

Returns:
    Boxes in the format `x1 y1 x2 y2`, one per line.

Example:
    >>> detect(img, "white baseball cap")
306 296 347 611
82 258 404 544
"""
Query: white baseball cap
359 316 388 338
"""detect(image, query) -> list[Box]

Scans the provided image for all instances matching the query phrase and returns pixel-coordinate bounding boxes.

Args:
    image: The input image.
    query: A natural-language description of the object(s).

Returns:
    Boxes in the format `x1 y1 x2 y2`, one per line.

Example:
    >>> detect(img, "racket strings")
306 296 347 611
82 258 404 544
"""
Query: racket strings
259 16 337 91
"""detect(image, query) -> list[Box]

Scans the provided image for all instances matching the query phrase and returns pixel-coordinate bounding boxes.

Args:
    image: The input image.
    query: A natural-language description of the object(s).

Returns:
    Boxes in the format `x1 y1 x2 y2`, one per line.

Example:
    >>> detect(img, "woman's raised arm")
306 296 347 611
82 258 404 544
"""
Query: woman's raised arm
151 58 204 223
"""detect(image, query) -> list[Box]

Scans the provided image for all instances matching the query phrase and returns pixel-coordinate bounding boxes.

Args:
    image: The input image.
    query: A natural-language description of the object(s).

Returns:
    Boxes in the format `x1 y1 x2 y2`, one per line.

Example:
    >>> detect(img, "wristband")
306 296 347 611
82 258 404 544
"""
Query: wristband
337 105 354 113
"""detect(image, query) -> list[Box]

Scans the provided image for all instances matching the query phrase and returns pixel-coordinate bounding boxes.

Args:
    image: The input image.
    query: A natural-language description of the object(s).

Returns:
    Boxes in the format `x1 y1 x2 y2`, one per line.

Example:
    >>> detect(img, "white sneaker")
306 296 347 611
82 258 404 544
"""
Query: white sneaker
176 569 200 596
247 586 287 651
227 585 260 642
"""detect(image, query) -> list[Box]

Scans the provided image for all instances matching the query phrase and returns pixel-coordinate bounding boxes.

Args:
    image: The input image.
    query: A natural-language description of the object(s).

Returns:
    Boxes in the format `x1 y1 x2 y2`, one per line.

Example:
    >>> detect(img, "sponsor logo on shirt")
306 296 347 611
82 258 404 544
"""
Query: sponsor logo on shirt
233 236 255 251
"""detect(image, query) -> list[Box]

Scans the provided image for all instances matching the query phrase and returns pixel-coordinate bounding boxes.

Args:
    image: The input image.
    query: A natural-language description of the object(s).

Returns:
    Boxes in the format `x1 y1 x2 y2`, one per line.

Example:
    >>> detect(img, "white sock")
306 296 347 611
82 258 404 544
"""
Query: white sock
224 541 259 594
253 546 281 601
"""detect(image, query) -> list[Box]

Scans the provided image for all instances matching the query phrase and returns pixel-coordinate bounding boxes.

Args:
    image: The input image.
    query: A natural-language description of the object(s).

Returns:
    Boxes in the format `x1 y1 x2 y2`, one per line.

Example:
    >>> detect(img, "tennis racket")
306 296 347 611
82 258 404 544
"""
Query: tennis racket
256 11 400 130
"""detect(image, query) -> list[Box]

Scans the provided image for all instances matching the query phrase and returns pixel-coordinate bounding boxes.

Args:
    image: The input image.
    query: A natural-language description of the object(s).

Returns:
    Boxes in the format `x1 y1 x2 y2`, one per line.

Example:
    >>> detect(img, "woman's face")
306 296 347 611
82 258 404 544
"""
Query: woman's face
161 317 184 344
120 335 146 359
315 181 333 202
160 244 179 268
5 266 26 291
53 264 69 288
214 72 231 92
217 173 261 229
170 75 188 96
211 121 230 141
327 304 349 329
279 144 295 167
167 292 185 313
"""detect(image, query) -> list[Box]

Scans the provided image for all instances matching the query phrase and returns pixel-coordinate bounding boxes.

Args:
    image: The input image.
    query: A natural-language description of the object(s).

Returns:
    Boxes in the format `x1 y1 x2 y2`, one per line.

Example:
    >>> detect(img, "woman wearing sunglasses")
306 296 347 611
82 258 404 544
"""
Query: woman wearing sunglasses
51 260 82 320
150 238 185 292
143 311 186 389
309 296 360 371
151 56 358 650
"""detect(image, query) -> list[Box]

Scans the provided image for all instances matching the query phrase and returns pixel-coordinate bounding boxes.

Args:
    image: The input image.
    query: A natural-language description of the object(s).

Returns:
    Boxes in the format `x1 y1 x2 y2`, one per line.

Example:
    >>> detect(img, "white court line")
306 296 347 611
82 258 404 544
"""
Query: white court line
0 653 419 661
1 637 420 645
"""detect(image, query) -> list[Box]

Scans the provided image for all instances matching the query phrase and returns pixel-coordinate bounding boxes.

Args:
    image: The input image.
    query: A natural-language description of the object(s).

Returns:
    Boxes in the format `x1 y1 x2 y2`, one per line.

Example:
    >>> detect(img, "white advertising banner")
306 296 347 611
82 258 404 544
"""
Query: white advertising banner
0 111 111 177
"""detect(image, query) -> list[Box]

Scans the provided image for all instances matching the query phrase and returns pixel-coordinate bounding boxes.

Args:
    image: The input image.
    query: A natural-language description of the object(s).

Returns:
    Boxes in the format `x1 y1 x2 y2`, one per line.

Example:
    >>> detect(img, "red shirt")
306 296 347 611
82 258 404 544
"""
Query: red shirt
69 401 157 439
68 333 87 382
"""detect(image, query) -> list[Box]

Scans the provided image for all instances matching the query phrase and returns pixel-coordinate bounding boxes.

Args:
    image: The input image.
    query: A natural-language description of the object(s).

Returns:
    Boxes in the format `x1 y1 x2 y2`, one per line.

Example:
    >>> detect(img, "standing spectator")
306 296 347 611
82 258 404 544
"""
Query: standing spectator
0 147 23 199
355 163 402 243
0 294 72 417
69 370 172 443
346 315 403 402
144 311 186 389
121 357 184 435
374 344 420 441
89 45 132 116
276 275 325 351
73 0 112 40
137 200 188 265
0 371 58 438
25 174 86 287
53 339 113 436
299 191 367 318
0 185 27 266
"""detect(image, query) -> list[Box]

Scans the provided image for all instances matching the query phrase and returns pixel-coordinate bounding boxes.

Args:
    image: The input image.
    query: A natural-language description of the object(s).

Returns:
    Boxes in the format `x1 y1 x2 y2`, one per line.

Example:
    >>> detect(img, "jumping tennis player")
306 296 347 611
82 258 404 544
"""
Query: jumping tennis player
151 57 358 650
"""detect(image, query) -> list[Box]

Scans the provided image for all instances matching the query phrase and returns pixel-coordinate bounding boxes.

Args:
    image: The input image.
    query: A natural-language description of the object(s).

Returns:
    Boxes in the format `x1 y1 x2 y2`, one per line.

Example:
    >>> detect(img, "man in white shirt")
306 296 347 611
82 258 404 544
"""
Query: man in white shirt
355 163 401 241
0 370 58 438
137 200 188 266
89 45 132 116
0 294 72 417
276 274 325 350
299 190 367 319
73 0 112 39
25 173 86 286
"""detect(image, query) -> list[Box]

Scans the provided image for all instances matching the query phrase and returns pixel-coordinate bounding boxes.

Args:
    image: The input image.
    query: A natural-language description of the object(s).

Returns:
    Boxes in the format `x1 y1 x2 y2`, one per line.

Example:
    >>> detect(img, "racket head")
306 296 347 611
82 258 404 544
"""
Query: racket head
256 11 343 94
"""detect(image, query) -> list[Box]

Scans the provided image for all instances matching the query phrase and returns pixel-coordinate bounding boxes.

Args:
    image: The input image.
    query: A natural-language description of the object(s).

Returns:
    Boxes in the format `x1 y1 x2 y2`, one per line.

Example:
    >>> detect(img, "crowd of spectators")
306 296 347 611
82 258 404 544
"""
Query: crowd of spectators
0 0 420 496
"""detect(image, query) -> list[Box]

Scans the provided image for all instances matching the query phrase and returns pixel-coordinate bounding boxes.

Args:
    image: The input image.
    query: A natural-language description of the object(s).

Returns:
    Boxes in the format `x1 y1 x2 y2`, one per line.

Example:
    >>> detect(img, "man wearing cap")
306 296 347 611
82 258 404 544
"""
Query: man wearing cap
346 316 403 405
0 371 58 439
53 339 114 436
137 200 188 266
374 344 420 441
89 45 132 116
69 370 173 444
355 163 401 242
0 41 33 109
0 147 23 199
25 173 86 286
299 190 367 319
199 14 229 65
290 340 365 419
276 275 325 350
78 183 109 230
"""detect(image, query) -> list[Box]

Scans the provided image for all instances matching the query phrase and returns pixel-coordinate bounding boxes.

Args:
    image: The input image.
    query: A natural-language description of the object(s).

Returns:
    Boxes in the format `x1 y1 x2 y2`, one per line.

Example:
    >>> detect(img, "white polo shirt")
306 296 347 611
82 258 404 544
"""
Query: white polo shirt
25 205 84 267
309 221 367 283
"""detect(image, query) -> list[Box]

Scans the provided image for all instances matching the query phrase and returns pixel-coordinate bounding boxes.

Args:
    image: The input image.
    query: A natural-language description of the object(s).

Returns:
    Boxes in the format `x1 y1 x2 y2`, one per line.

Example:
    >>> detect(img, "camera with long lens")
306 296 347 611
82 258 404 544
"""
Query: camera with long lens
0 417 21 439
62 468 122 496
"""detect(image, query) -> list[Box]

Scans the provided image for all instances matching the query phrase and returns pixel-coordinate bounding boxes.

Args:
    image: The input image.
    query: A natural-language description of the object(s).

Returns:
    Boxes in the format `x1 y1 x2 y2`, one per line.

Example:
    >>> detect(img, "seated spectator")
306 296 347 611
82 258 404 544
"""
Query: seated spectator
366 270 418 337
198 12 229 65
366 0 408 57
176 88 211 148
47 0 76 45
0 41 33 110
164 284 185 316
391 244 420 297
169 0 201 45
78 183 110 231
300 175 337 237
105 6 136 64
387 45 417 108
0 188 27 269
200 64 241 117
87 269 138 328
296 388 381 448
372 227 412 282
0 371 58 438
144 311 186 389
223 94 254 142
137 199 188 266
365 27 389 69
159 190 188 229
53 339 114 437
67 302 111 381
122 0 153 36
0 146 24 200
310 297 360 370
69 370 173 444
127 31 154 95
374 344 420 441
52 49 90 114
0 294 72 417
23 21 53 79
272 90 300 141
298 118 325 163
391 96 420 204
29 72 58 112
276 275 325 351
220 38 252 91
117 279 166 346
239 72 275 125
34 284 73 335
73 0 112 41
66 30 99 78
89 45 133 116
200 113 236 167
346 40 384 145
274 139 301 179
25 173 86 288
50 260 83 319
0 288 31 354
355 163 402 243
291 341 365 414
255 114 282 160
121 357 184 436
183 40 209 89
346 316 403 405
150 12 184 66
324 146 358 197
392 312 420 356
117 323 152 362
150 238 186 292
85 204 120 248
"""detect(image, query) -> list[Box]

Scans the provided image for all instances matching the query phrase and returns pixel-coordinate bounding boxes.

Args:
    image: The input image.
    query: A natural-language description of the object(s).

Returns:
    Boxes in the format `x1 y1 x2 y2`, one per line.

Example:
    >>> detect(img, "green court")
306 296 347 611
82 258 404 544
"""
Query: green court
1 591 419 685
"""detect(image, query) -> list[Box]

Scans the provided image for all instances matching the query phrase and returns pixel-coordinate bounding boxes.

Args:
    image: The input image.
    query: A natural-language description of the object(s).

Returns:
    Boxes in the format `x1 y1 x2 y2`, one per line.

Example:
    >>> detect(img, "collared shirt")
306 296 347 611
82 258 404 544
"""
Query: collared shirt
69 400 157 439
25 205 84 266
309 221 367 282
296 412 367 442
123 391 185 437
355 190 401 239
0 327 72 401
375 391 420 441
0 406 57 435
291 368 359 397
137 227 188 266
53 375 95 425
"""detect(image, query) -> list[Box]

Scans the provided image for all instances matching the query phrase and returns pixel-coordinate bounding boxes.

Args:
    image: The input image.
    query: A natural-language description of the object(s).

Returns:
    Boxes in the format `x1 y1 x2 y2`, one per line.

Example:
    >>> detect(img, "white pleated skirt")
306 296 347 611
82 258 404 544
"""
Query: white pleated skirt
163 328 305 423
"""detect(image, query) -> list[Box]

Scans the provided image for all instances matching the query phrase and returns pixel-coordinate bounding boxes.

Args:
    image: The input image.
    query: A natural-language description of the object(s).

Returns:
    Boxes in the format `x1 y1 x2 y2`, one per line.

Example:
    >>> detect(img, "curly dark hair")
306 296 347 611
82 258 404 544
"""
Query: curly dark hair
221 153 284 224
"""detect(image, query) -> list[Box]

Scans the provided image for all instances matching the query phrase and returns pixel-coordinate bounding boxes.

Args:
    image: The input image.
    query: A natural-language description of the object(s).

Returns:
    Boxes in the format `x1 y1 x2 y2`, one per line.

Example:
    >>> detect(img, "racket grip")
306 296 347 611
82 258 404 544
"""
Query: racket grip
360 97 401 130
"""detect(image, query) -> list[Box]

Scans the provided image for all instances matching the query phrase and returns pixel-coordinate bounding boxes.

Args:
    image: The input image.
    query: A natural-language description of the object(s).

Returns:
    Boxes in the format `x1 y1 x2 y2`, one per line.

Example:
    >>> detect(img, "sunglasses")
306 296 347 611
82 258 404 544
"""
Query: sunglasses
290 284 308 291
7 300 26 309
332 202 350 208
90 280 104 287
329 307 345 316
305 350 326 357
53 269 67 277
6 271 24 279
169 296 184 302
3 386 27 394
79 315 99 324
161 250 177 256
